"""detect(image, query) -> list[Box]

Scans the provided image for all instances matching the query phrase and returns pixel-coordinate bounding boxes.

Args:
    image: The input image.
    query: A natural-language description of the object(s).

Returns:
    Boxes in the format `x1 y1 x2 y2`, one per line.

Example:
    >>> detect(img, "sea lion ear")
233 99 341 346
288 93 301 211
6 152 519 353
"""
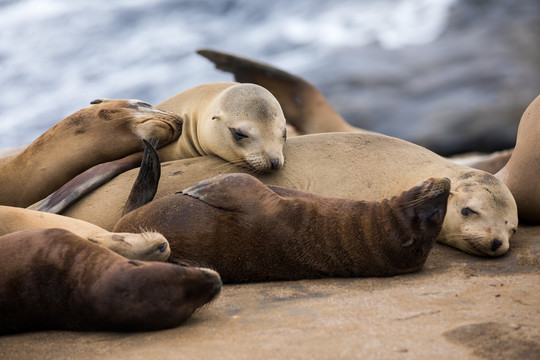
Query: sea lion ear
211 115 221 121
90 98 106 105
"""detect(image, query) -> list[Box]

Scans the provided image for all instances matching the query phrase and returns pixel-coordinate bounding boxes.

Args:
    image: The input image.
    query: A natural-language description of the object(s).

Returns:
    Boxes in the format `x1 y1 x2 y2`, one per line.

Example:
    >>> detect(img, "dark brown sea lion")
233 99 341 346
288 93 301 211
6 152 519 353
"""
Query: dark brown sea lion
113 173 451 283
0 228 222 334
0 99 183 208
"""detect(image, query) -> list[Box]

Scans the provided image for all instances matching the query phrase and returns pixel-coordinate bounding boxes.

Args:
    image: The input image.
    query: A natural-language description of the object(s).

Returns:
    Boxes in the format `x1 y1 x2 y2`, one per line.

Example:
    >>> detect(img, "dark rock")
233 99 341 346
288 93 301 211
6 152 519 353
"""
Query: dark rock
304 0 540 155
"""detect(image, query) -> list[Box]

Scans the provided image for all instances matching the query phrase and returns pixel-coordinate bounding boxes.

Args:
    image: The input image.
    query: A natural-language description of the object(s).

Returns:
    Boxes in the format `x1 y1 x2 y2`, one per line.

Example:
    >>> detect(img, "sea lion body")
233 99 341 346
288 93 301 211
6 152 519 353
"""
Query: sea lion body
59 133 518 257
495 94 540 223
0 228 222 334
0 205 170 261
0 99 182 207
156 82 287 172
114 174 450 283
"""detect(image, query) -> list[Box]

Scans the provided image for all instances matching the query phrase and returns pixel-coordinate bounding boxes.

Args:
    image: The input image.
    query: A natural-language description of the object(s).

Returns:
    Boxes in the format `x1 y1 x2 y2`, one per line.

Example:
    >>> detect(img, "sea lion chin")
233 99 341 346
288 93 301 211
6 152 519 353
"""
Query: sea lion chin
113 173 451 283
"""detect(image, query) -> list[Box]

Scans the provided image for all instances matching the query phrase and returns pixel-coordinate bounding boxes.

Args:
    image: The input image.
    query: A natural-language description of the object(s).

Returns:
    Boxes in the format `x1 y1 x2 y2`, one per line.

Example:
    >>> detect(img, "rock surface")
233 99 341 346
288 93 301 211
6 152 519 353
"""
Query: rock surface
1 224 538 359
311 0 540 155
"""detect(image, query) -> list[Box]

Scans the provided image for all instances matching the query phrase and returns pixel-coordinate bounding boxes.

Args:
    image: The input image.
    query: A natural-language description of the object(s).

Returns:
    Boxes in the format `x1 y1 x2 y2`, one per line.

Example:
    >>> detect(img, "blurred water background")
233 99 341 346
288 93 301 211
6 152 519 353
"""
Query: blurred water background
1 0 539 155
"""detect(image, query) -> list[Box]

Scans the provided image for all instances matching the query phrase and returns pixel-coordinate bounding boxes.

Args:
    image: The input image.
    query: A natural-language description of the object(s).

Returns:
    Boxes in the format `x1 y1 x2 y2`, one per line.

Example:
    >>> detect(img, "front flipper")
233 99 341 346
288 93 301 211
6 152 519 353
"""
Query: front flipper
181 173 281 212
122 139 161 215
36 151 144 214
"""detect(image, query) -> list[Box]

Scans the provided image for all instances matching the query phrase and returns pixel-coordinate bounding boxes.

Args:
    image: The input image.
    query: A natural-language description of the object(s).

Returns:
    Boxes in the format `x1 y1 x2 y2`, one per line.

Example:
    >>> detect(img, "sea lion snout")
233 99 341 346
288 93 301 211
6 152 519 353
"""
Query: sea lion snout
157 242 168 253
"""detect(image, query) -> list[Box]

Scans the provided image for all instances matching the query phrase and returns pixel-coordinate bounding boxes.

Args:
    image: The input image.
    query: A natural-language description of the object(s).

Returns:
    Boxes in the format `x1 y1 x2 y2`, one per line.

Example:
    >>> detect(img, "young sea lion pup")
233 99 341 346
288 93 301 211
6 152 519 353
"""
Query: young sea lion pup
0 205 170 262
155 81 288 172
0 228 222 334
114 173 451 283
0 99 183 208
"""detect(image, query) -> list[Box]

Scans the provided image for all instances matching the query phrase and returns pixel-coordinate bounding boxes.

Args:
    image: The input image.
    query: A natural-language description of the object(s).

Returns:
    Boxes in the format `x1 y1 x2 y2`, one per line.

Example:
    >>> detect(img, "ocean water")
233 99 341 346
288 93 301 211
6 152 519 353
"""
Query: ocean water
0 0 456 150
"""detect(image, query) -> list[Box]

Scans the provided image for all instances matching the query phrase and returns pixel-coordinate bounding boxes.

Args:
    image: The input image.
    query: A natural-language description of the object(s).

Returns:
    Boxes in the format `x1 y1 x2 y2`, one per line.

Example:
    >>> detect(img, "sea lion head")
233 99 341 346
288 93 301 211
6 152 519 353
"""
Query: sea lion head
439 170 518 257
90 99 183 145
199 84 287 173
384 177 451 273
87 231 171 261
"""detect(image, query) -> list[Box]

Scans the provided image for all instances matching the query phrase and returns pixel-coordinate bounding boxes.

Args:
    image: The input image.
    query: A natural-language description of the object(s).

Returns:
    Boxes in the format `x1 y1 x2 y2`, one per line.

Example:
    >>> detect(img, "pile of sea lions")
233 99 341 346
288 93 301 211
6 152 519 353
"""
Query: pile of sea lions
0 49 537 334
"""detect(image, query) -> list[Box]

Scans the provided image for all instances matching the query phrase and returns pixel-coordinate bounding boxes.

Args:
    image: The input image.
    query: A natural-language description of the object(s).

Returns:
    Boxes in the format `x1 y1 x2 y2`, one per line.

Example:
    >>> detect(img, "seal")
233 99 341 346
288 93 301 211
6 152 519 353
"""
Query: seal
0 205 170 261
0 99 183 208
48 133 518 257
156 81 288 172
0 228 222 334
197 49 373 135
113 173 450 283
494 94 540 224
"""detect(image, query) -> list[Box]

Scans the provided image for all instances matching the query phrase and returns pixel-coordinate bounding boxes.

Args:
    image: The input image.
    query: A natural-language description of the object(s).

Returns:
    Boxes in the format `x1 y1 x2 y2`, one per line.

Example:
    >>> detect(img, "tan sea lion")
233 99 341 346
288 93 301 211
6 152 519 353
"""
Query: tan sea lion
0 228 222 334
0 99 183 208
0 205 170 261
156 81 288 172
495 94 540 224
51 133 518 257
113 174 450 283
197 49 372 135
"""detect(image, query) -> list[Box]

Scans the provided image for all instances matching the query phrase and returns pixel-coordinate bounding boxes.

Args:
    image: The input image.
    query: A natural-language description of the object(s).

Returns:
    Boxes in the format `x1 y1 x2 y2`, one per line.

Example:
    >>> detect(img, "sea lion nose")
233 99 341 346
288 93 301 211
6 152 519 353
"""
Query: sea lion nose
269 158 280 170
491 238 503 252
157 243 168 253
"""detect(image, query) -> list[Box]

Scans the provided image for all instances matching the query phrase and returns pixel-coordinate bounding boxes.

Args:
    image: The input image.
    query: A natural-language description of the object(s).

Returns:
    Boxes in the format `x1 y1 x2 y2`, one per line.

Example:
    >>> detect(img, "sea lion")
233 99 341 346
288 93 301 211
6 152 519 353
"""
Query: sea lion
197 49 372 135
0 99 183 208
0 205 170 261
495 94 540 223
0 228 222 334
52 133 518 257
156 81 288 172
114 174 450 283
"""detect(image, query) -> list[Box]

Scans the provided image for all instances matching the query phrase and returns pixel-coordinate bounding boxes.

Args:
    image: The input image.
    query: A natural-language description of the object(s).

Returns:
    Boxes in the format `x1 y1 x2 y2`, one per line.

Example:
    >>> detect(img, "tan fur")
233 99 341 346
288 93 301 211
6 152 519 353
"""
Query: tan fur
0 99 182 207
0 206 170 261
495 94 540 223
157 82 287 172
58 133 518 257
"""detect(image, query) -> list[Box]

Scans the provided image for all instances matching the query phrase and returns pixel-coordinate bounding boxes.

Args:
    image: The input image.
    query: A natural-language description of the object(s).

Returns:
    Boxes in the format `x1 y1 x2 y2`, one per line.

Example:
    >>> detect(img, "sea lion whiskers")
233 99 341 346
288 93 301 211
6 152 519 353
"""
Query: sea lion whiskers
212 157 252 173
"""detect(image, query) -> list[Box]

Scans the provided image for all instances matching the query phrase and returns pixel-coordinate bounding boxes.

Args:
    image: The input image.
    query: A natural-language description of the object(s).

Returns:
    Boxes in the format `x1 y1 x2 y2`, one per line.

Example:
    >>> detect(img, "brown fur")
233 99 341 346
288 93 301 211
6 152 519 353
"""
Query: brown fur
113 174 450 283
0 228 221 334
0 99 182 207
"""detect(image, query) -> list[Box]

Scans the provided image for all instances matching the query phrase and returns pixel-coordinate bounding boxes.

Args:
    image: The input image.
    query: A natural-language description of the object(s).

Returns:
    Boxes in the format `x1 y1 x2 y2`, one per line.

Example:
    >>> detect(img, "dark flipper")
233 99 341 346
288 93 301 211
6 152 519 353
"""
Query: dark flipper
36 152 144 214
122 139 161 216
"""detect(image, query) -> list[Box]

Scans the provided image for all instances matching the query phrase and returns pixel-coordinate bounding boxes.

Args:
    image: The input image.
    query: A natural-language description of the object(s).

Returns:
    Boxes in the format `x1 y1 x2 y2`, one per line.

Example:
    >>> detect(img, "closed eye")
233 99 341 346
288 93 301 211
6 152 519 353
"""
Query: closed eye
283 129 287 140
229 128 248 141
461 207 478 216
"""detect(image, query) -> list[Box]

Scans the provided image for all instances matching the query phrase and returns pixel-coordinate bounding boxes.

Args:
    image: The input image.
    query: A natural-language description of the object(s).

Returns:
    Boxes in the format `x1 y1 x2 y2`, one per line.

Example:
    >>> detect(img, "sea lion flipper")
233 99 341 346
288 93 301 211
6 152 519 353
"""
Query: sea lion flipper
182 173 278 212
197 48 346 135
36 152 144 214
122 139 161 216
